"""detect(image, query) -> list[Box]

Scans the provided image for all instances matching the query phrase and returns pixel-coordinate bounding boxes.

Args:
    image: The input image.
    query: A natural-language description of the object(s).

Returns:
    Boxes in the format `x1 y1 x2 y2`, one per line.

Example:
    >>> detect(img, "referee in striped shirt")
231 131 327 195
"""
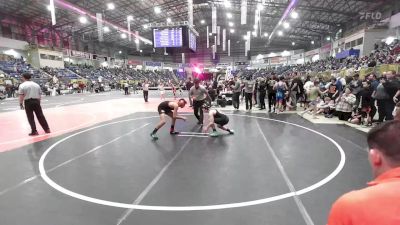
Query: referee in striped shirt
18 73 50 136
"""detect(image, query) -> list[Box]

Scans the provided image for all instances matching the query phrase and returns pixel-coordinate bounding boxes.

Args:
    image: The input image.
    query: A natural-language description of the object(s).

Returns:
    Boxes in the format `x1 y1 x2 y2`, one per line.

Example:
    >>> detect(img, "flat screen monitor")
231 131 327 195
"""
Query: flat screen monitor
153 27 183 48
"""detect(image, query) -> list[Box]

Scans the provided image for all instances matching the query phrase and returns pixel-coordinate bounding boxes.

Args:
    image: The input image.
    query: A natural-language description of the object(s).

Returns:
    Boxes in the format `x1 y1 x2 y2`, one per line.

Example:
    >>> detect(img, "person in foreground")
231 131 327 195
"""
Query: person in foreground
18 73 50 136
150 99 187 140
202 103 234 137
327 120 400 225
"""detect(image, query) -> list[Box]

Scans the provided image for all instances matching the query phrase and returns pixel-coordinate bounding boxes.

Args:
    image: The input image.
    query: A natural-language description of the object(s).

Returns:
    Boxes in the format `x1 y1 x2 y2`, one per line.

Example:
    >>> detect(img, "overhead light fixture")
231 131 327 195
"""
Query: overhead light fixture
252 31 257 37
224 0 232 8
200 20 205 24
283 22 290 29
79 16 88 24
229 22 234 27
326 36 331 41
46 5 52 11
292 42 295 46
209 33 213 36
107 3 115 10
127 15 134 21
226 13 233 19
311 40 315 44
264 32 268 37
119 51 122 54
278 30 283 36
140 50 143 53
154 6 161 14
166 18 171 23
243 35 248 40
257 3 264 11
135 39 139 44
291 11 299 19
103 26 110 32
230 29 235 33
143 24 148 29
253 24 258 29
121 33 127 39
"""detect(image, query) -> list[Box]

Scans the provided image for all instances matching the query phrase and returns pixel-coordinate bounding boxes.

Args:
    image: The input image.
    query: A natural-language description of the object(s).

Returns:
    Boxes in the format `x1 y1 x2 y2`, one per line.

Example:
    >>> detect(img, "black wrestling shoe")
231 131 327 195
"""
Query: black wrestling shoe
170 131 180 135
29 131 39 136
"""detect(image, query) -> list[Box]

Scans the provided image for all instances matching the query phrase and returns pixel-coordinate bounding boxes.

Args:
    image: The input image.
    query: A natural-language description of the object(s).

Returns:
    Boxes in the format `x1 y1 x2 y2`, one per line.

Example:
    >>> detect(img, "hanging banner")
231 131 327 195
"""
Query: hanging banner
135 31 140 51
217 26 221 45
212 6 217 33
222 29 226 51
214 36 217 53
247 31 251 55
241 0 247 25
127 19 131 42
254 10 258 37
206 26 209 48
182 53 185 64
96 13 103 42
50 0 56 25
228 39 231 56
188 0 193 26
245 41 248 57
212 45 216 59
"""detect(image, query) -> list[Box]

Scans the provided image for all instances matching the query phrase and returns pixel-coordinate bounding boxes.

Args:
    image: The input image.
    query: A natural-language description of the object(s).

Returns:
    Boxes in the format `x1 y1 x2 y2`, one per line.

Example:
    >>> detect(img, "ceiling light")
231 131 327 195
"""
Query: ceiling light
230 29 235 33
166 18 171 23
224 0 231 8
290 11 299 19
200 20 205 24
140 50 143 53
243 35 248 40
227 13 232 19
326 36 331 41
209 33 213 36
264 32 268 37
46 5 52 11
253 24 258 29
292 42 295 46
121 33 127 39
79 16 87 24
278 30 283 36
229 22 234 27
257 3 264 11
127 15 134 21
107 3 115 10
311 40 315 44
103 26 110 32
135 39 139 44
283 22 290 29
143 24 148 29
154 6 161 14
252 31 257 37
119 51 122 54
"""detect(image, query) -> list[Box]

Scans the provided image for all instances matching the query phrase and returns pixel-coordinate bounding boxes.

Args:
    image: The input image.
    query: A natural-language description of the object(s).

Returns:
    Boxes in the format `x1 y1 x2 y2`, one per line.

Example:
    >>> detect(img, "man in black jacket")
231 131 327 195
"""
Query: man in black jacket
383 70 400 120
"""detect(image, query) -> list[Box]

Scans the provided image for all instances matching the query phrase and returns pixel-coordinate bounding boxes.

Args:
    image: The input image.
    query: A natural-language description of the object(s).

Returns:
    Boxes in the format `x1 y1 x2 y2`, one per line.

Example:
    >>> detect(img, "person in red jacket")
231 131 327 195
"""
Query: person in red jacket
327 120 400 225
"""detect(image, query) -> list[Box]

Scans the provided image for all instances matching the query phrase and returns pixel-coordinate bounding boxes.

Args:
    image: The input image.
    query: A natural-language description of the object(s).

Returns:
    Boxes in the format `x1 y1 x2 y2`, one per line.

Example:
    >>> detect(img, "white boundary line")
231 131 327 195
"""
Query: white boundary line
116 138 193 225
256 121 314 225
38 114 346 211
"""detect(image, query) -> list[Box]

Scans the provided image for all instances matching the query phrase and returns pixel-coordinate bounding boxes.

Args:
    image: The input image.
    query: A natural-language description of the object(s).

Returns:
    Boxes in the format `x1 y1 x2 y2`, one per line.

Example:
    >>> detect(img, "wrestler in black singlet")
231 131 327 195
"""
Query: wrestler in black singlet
213 110 229 126
158 101 173 114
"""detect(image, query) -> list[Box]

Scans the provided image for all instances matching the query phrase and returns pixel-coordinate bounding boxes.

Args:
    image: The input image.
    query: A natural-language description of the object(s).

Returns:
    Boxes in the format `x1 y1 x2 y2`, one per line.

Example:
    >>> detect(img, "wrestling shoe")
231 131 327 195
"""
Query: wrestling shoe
209 131 219 137
150 133 159 140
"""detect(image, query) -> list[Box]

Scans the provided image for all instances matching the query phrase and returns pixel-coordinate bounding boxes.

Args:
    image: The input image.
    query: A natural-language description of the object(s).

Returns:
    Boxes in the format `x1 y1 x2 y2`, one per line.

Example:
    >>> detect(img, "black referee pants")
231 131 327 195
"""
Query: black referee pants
24 99 49 132
193 99 205 123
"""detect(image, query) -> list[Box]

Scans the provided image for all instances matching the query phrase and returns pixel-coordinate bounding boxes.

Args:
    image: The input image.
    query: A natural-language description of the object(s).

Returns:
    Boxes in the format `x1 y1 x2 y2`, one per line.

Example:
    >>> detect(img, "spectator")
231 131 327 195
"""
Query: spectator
335 87 356 121
328 120 400 225
383 70 400 120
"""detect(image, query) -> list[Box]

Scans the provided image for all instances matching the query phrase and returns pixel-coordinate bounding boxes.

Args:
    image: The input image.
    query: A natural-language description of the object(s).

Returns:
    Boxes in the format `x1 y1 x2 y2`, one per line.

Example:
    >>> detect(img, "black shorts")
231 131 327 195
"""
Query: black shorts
215 117 229 126
158 106 172 115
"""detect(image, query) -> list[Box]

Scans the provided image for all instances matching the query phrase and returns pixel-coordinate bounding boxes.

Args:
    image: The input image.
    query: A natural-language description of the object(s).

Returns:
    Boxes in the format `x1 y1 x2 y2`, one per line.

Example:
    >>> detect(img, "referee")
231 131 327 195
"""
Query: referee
18 73 50 136
189 78 211 125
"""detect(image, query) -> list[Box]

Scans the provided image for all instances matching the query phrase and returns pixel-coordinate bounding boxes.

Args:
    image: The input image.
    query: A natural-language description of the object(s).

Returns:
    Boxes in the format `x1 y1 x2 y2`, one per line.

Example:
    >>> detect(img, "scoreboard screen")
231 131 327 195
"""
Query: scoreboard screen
153 27 183 48
188 30 197 51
